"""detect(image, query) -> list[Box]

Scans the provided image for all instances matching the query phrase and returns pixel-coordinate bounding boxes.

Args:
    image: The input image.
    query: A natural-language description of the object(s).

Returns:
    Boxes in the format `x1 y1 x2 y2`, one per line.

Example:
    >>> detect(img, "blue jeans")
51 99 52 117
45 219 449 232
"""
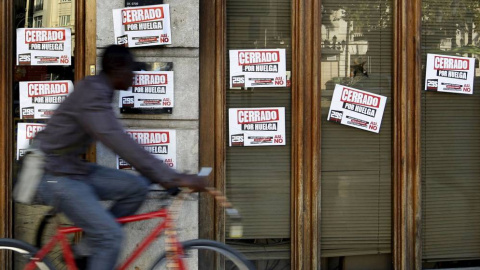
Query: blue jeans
36 164 150 270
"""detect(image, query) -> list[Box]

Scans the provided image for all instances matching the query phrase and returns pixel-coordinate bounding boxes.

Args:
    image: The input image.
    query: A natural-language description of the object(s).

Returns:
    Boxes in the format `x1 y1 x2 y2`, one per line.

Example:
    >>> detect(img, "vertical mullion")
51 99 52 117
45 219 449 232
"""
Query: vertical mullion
214 0 226 248
84 0 96 78
409 0 422 268
0 1 14 269
198 0 215 240
75 0 85 82
199 0 217 269
292 0 321 268
0 0 13 243
77 0 98 163
312 0 321 266
291 0 304 266
393 0 422 268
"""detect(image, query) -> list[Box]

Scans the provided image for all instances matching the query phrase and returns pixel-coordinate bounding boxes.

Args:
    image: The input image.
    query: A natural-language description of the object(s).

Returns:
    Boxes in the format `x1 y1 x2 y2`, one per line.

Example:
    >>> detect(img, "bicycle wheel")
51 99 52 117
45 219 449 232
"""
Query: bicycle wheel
36 213 73 270
0 238 56 270
150 239 256 270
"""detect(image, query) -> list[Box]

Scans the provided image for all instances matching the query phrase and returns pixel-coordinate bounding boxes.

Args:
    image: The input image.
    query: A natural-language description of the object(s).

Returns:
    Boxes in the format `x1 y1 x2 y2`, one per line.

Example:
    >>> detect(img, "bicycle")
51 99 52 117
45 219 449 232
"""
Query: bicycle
0 186 255 270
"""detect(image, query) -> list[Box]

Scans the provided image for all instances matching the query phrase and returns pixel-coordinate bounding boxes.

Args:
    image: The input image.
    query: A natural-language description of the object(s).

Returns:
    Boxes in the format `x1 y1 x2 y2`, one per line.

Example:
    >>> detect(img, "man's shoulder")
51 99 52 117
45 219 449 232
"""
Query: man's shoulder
74 75 112 95
78 75 109 88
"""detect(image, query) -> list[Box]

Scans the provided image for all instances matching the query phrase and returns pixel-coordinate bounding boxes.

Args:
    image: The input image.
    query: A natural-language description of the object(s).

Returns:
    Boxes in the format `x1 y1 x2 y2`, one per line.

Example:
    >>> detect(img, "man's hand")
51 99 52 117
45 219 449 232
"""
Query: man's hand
175 173 208 192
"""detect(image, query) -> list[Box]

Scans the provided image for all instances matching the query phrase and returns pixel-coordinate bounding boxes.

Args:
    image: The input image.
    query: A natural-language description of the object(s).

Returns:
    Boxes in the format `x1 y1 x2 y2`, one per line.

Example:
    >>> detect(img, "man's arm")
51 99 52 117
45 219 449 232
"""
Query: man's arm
75 80 181 188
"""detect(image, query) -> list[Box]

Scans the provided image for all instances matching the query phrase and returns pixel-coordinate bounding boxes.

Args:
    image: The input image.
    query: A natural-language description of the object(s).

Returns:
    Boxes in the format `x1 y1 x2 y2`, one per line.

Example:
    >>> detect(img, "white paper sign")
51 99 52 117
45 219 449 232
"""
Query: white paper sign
229 49 287 88
16 28 72 66
119 71 174 109
425 53 475 94
229 107 286 146
117 129 176 170
113 4 172 48
20 80 74 119
327 84 387 133
16 123 46 160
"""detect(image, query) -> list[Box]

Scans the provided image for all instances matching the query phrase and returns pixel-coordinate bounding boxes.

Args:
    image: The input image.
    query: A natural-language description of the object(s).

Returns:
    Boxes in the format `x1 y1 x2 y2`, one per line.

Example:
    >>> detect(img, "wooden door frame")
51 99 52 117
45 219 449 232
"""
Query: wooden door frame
0 0 96 241
199 0 225 268
199 0 423 269
0 0 15 244
393 0 422 268
199 0 321 268
290 0 321 268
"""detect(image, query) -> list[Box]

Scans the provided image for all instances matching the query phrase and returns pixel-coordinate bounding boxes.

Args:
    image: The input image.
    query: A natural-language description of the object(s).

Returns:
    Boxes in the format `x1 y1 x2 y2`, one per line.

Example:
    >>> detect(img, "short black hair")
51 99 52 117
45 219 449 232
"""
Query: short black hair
101 45 134 75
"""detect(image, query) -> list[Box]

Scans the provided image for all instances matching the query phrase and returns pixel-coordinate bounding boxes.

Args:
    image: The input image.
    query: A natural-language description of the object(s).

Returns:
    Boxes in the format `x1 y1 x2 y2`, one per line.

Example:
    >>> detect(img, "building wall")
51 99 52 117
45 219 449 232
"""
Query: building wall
95 0 200 268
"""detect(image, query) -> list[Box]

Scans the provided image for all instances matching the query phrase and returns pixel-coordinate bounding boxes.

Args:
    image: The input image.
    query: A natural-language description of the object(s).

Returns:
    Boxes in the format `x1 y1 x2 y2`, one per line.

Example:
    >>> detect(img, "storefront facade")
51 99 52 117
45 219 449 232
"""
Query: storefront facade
2 0 480 269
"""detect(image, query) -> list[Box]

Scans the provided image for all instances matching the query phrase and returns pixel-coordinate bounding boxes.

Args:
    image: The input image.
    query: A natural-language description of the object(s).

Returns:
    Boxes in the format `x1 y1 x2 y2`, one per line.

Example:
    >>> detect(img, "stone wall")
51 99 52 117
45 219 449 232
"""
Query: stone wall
96 0 199 268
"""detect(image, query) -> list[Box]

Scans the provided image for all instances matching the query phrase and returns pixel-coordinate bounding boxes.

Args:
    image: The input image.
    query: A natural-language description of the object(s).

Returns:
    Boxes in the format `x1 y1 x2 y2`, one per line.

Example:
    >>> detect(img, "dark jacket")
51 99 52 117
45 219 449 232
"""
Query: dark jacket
36 73 179 186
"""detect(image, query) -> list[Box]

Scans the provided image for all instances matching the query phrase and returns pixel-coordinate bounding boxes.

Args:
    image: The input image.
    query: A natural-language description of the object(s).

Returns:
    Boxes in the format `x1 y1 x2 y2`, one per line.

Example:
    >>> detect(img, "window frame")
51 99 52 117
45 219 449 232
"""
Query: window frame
34 15 43 27
34 0 43 11
59 15 70 26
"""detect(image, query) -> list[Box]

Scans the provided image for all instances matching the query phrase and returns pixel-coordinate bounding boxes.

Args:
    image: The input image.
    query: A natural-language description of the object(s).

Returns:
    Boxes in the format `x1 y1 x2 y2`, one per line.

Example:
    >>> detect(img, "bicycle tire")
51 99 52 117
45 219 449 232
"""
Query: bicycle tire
35 214 72 269
36 214 54 248
0 238 56 270
150 239 256 270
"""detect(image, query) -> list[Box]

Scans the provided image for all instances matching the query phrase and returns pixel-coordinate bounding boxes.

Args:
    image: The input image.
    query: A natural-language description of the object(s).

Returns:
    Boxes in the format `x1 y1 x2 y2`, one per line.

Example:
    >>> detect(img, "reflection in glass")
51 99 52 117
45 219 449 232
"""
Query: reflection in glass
24 0 75 55
33 16 43 27
12 0 76 268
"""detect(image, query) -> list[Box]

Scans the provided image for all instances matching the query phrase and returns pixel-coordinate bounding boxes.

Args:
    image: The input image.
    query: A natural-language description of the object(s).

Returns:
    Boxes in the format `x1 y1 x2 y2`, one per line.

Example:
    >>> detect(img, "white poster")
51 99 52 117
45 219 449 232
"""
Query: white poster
229 107 286 146
16 123 46 160
327 84 387 133
113 4 172 48
229 49 287 88
16 28 72 66
20 80 74 119
425 53 475 94
119 71 174 109
117 129 176 170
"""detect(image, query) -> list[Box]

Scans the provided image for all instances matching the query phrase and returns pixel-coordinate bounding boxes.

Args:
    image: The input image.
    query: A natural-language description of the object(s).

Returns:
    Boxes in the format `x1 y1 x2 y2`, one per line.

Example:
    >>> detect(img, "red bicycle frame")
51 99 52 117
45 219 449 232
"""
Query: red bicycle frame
25 208 186 270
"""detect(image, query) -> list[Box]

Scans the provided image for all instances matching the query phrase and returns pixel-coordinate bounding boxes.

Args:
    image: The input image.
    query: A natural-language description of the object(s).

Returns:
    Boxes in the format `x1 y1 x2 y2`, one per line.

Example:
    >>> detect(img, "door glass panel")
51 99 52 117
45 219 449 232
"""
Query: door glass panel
13 0 76 266
320 0 393 268
421 0 480 267
226 0 292 269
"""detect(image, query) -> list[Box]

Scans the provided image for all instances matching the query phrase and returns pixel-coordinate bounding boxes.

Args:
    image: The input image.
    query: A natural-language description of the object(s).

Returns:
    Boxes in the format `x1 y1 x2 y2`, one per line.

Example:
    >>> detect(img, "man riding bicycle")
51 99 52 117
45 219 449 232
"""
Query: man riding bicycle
32 45 207 270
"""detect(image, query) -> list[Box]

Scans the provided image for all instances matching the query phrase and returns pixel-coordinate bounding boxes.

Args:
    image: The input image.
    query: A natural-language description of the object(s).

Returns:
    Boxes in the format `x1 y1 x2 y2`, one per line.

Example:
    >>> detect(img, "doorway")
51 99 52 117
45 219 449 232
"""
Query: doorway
0 0 95 267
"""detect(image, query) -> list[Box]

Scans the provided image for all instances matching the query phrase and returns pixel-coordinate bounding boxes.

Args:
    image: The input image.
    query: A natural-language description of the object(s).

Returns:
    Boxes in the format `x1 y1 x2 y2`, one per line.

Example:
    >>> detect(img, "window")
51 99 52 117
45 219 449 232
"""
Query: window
225 0 292 267
33 16 42 27
34 0 43 11
320 0 393 267
59 15 70 26
421 0 480 267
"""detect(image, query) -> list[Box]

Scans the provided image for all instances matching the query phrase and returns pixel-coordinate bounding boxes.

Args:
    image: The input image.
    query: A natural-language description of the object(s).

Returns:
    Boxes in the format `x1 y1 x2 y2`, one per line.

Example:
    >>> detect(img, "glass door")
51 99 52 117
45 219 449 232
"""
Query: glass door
421 0 480 267
320 0 393 268
225 0 292 269
12 0 78 267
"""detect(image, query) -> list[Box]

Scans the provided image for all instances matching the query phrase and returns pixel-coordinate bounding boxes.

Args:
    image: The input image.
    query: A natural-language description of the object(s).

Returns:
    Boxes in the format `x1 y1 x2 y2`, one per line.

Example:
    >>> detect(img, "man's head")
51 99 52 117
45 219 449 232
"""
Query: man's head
101 45 135 90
